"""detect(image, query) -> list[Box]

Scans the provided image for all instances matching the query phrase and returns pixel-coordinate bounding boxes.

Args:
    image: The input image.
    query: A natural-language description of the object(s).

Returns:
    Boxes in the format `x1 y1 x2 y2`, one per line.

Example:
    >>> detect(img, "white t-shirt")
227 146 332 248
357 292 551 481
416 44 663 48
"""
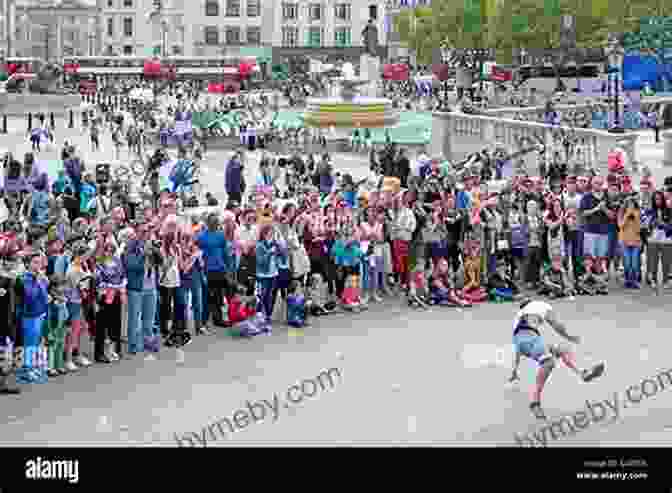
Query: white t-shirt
512 300 552 334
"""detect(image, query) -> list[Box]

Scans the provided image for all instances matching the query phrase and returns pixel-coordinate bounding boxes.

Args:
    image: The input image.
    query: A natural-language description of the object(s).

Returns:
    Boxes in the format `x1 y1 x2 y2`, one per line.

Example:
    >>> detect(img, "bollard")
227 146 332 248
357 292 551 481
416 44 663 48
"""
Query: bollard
1 115 6 134
27 113 32 132
49 112 55 130
68 109 74 129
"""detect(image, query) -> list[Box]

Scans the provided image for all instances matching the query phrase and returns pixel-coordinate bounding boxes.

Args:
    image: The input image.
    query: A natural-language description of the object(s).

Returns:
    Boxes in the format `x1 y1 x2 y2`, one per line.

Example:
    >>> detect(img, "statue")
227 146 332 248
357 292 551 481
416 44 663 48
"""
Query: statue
362 19 378 57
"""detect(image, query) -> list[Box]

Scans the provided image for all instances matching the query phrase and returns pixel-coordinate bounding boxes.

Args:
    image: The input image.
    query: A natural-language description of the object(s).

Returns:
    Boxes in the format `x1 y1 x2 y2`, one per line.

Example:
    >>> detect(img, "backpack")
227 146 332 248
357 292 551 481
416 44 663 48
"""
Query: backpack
7 160 21 180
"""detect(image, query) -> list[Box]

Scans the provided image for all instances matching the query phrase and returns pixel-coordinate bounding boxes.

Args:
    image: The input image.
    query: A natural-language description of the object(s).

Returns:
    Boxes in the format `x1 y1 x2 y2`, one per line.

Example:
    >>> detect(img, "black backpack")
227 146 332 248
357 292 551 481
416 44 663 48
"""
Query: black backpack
7 160 21 180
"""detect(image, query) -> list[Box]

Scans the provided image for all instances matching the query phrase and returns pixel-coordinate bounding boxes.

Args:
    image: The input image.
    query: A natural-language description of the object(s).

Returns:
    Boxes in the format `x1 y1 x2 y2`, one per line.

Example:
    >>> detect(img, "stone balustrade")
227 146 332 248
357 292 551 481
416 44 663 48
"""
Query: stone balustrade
481 102 608 122
664 130 672 167
431 110 639 175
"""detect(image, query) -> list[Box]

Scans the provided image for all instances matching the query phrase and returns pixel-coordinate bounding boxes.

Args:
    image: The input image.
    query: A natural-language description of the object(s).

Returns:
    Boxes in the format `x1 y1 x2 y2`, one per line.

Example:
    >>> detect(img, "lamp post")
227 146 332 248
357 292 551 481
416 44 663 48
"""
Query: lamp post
88 17 95 56
607 36 625 134
439 45 451 110
161 18 168 58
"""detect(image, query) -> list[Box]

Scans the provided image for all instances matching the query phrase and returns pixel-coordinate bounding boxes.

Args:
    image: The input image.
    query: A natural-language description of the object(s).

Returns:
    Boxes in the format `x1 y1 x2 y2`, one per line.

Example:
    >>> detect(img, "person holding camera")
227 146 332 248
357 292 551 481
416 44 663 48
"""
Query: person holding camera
618 196 641 289
579 176 610 276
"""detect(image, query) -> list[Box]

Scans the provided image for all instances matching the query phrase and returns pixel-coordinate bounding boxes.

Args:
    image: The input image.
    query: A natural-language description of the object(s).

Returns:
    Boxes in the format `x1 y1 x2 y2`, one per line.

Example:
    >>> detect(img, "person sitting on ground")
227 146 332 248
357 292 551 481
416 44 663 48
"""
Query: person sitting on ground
539 255 575 299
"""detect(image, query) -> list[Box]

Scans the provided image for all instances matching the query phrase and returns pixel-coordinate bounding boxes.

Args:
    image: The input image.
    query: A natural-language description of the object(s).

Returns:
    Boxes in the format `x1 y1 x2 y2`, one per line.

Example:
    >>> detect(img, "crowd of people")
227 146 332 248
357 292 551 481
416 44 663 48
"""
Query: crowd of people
1 77 671 398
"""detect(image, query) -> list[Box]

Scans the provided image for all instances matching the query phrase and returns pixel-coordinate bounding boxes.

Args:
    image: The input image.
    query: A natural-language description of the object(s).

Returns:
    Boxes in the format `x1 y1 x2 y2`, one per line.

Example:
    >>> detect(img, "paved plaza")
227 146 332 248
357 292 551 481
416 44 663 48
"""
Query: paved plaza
0 291 670 446
0 119 671 447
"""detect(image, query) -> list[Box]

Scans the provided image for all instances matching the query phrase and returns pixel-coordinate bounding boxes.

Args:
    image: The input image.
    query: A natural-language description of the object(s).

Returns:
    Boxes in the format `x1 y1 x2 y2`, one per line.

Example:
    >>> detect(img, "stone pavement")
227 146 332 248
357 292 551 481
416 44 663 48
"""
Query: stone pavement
0 289 670 446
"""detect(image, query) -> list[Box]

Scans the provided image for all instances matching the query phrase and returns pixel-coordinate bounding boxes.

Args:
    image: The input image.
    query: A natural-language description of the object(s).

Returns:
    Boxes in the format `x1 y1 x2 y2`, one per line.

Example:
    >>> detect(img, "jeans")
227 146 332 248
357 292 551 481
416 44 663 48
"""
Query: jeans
197 270 208 325
188 280 205 328
622 246 641 275
174 286 189 323
583 232 609 258
256 276 276 321
127 289 158 354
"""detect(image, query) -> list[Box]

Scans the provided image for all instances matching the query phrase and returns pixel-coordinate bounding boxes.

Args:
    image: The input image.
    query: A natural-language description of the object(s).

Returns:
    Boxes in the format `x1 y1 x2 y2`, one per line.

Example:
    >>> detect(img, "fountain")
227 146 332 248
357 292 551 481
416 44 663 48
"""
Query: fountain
302 62 399 129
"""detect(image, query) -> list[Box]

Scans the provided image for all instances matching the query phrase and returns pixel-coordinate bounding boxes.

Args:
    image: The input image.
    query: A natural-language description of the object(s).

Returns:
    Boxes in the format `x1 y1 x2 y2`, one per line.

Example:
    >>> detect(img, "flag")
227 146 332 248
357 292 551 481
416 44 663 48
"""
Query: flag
464 0 482 34
544 0 560 18
512 15 528 34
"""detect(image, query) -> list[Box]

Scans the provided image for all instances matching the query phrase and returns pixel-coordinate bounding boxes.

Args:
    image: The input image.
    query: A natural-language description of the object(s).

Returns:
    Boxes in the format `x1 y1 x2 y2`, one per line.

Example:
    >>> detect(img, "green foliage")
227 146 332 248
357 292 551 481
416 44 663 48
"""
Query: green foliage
395 0 672 65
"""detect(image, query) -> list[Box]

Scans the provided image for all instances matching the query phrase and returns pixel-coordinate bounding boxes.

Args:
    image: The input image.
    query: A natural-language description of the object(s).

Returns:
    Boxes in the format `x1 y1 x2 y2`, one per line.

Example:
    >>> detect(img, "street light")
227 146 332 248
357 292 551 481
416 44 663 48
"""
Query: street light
606 36 625 134
161 18 168 58
438 45 452 110
88 17 95 56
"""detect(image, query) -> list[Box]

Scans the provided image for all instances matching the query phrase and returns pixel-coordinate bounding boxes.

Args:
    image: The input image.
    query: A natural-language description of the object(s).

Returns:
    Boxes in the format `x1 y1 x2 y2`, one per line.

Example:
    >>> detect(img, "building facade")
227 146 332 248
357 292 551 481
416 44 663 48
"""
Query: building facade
184 0 272 57
100 0 184 56
270 0 387 65
11 0 99 59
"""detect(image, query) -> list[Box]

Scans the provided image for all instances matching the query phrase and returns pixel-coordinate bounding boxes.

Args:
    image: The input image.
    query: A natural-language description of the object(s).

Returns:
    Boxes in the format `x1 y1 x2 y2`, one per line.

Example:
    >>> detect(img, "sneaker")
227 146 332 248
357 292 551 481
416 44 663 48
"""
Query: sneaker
75 355 92 367
47 369 59 377
64 361 79 372
178 333 193 347
57 368 68 375
109 352 120 362
582 362 605 382
373 294 383 303
144 354 156 361
360 294 370 305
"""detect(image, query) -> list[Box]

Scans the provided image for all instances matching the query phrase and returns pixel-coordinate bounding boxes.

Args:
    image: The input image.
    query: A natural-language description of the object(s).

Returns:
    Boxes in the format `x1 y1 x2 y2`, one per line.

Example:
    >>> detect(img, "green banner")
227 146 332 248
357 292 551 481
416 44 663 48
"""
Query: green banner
512 15 528 34
464 0 482 34
544 0 560 18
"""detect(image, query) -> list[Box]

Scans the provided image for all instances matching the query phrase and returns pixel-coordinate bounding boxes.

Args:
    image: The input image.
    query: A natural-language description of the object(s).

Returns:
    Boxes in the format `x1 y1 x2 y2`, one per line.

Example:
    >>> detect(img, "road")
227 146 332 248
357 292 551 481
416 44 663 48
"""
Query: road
0 116 671 447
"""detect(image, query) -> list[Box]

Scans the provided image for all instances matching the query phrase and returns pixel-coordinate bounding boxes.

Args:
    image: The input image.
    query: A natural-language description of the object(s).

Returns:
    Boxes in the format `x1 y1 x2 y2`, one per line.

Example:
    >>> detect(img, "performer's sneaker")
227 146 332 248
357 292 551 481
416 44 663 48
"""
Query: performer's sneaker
530 401 546 420
582 362 605 382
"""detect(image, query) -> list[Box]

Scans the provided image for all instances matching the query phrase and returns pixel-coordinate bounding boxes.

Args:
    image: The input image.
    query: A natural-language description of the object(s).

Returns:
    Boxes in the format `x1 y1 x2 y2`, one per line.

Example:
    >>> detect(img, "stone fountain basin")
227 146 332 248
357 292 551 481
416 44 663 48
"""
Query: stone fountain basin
304 96 399 128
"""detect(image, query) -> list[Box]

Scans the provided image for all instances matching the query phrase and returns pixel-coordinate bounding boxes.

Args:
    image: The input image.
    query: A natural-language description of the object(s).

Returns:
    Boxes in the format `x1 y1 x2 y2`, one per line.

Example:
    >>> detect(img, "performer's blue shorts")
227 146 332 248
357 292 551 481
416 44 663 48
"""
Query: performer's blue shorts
513 331 550 364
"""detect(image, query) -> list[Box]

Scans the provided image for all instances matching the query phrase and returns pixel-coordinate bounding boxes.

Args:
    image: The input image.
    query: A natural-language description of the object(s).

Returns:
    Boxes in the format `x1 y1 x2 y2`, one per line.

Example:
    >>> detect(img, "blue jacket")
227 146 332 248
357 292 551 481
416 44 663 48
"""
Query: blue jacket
30 190 50 226
21 272 49 319
196 230 236 273
225 159 243 194
256 239 286 278
64 158 82 182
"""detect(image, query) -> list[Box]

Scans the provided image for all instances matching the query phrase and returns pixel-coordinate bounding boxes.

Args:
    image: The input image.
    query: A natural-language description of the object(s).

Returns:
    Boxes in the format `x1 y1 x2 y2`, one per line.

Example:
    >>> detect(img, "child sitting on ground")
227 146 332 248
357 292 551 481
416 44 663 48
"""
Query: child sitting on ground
539 255 575 299
308 273 336 315
487 255 521 302
229 284 256 325
429 258 471 307
576 257 609 295
286 281 311 328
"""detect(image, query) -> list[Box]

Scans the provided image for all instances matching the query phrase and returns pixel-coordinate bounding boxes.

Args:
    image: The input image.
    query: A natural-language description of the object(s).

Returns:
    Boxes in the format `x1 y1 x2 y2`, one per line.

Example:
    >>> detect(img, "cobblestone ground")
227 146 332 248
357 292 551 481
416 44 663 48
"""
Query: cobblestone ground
0 115 670 447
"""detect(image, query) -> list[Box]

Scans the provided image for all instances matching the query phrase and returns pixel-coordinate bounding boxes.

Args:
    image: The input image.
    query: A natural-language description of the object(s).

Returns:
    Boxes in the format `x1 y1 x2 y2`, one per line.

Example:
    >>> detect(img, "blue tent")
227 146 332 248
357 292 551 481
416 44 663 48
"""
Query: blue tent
622 55 659 90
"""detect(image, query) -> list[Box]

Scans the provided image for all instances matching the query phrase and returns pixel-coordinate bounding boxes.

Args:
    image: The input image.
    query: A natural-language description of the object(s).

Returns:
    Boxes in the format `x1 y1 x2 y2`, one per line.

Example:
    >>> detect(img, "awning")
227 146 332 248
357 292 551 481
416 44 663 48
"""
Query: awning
79 67 143 74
